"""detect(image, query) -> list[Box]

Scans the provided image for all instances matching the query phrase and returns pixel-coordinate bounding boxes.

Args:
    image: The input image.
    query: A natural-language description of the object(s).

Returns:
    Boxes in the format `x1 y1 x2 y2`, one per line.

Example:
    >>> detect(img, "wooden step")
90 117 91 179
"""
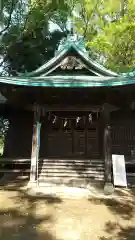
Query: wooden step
39 169 104 174
0 158 30 163
38 172 104 178
38 157 105 184
40 159 104 163
38 174 104 180
38 162 104 167
0 169 30 173
38 165 104 170
39 163 104 168
38 176 104 183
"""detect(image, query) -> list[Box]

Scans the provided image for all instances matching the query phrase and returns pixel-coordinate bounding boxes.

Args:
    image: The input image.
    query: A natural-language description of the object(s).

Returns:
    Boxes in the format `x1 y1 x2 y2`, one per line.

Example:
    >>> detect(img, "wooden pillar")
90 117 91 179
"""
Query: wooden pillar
30 103 41 184
102 104 114 194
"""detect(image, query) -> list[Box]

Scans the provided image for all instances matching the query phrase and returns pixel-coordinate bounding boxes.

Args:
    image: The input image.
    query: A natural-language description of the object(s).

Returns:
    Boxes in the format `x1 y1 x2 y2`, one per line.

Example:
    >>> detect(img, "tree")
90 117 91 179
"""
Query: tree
0 0 72 75
74 0 135 73
1 0 135 74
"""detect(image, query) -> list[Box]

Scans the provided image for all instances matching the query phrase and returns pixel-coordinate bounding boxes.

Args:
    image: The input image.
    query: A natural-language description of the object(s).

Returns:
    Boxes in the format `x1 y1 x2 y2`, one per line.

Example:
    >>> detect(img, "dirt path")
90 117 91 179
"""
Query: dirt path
0 174 135 239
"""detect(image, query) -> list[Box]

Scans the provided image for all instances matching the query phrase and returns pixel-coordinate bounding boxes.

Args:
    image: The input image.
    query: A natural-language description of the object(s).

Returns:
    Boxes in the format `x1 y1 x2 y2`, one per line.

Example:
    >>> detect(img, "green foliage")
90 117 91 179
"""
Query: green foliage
1 0 135 74
75 0 135 72
0 117 9 136
4 30 66 74
0 117 9 156
0 136 4 156
0 0 68 75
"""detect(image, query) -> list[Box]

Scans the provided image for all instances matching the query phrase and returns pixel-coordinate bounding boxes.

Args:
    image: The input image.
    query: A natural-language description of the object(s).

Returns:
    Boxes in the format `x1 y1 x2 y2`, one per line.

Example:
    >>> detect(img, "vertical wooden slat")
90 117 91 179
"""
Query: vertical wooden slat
30 103 40 183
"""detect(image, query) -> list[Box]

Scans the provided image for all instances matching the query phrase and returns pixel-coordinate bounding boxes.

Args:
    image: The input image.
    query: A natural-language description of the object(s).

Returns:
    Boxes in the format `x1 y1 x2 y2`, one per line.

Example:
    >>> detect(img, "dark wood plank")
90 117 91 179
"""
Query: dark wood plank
30 103 40 182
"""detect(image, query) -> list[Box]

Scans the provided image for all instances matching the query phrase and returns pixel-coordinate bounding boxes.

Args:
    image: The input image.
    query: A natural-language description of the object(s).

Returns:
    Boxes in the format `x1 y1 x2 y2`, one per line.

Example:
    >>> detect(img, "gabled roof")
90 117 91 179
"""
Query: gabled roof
1 35 135 88
21 36 118 78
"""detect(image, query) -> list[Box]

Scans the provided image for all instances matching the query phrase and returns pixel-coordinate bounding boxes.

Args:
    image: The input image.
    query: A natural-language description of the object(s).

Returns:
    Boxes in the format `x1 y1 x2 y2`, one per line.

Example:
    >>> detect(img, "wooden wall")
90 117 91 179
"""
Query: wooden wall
111 110 135 160
111 110 135 185
3 110 33 158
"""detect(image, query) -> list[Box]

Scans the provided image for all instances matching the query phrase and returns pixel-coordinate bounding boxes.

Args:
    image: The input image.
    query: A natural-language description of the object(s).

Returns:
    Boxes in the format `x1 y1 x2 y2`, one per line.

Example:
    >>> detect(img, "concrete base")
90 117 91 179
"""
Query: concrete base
104 182 114 195
27 180 37 188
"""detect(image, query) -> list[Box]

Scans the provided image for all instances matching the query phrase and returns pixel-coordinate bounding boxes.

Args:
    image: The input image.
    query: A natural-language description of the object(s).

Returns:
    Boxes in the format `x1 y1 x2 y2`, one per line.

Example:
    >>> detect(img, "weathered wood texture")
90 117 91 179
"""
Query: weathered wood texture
38 111 104 185
102 105 112 184
30 104 40 182
111 110 135 159
38 158 105 186
111 110 135 186
104 125 112 183
3 110 33 158
40 113 101 159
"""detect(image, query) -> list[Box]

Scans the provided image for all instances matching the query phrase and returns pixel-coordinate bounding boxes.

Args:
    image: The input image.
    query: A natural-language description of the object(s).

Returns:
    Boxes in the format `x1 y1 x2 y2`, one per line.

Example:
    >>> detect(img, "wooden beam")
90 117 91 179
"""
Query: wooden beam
102 104 114 194
104 124 112 183
30 103 40 183
26 104 102 113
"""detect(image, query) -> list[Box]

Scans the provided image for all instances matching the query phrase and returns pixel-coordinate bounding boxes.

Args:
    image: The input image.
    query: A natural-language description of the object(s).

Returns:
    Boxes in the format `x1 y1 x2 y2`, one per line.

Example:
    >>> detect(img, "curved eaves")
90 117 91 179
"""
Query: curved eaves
18 40 119 78
73 44 119 77
0 75 135 87
19 46 69 77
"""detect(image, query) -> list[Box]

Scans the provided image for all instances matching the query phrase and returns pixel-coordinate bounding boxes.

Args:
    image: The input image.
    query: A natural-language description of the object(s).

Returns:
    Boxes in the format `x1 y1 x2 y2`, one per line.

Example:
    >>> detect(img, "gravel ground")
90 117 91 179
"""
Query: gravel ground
0 174 135 240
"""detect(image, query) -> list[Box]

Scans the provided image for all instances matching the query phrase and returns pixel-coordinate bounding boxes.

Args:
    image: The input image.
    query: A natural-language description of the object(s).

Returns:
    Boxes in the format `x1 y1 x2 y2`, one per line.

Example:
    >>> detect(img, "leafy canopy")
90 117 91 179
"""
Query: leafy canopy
0 0 135 74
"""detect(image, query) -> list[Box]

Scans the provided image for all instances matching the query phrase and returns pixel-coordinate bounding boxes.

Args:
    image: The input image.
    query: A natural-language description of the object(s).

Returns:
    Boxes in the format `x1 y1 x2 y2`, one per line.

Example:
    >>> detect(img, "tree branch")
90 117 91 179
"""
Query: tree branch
79 3 89 38
0 0 15 36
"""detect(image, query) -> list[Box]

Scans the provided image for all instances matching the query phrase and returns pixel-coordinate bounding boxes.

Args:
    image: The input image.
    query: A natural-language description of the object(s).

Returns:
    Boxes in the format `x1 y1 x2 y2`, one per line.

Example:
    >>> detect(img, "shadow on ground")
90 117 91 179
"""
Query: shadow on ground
1 173 135 239
0 208 57 240
0 173 29 190
0 174 63 240
89 197 134 220
95 189 135 239
100 222 135 240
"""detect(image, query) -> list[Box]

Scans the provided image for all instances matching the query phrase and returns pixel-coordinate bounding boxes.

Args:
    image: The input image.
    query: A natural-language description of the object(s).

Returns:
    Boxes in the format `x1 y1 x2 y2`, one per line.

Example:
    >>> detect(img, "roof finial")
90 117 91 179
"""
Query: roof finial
67 16 78 41
70 18 74 35
67 17 74 35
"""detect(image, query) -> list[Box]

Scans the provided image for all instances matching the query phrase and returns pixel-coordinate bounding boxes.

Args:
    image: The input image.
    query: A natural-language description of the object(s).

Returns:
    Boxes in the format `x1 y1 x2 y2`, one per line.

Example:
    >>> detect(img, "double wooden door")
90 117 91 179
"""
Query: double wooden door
40 112 100 159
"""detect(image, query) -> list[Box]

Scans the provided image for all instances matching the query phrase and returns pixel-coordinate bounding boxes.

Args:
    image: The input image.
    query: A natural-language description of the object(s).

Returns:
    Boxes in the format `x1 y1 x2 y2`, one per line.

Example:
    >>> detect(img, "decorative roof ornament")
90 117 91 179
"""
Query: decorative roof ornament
55 18 89 70
55 17 89 57
55 35 89 57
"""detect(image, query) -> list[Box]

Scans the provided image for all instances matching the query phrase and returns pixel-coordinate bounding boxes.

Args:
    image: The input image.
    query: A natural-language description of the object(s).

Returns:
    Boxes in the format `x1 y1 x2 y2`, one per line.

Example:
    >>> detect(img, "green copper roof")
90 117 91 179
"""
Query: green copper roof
0 35 135 88
55 35 89 57
1 75 135 87
19 35 118 78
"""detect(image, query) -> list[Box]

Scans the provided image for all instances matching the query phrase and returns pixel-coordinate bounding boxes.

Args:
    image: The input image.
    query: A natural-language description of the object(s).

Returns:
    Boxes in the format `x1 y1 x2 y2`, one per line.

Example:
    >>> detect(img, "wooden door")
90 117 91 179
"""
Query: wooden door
40 112 100 159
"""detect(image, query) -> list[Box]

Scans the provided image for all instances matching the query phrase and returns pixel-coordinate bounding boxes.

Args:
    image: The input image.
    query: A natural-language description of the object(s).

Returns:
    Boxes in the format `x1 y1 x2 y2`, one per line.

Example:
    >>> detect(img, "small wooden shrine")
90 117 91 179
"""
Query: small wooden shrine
1 35 135 187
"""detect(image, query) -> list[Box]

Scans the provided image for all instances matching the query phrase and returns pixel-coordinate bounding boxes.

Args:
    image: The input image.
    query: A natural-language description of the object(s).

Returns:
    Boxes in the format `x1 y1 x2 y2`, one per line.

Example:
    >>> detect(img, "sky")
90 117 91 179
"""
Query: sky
49 22 61 32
